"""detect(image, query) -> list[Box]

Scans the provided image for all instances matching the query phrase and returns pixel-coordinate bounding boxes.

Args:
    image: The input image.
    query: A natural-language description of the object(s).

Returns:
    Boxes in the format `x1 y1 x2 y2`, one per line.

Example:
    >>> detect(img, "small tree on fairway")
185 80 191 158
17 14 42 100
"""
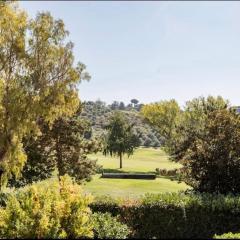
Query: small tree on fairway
103 112 140 169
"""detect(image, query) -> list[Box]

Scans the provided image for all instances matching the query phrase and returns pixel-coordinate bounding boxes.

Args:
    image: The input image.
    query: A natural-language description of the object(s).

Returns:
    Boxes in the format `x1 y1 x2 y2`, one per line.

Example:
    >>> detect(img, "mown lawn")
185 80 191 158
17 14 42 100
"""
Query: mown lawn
83 148 189 198
88 147 182 172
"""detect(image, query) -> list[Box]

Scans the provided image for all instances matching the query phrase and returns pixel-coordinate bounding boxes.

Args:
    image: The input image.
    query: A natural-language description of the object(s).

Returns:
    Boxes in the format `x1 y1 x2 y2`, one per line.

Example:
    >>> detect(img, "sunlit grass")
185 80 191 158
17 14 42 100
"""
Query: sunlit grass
83 148 189 198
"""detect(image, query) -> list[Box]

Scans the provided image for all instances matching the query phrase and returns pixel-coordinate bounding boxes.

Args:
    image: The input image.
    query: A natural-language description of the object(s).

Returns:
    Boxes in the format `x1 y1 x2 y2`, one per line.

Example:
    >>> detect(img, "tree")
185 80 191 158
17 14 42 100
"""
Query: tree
181 109 240 194
103 111 140 168
7 132 55 188
141 96 229 159
8 114 100 187
0 2 90 187
131 99 139 106
141 99 181 149
110 101 119 110
171 96 229 161
119 102 125 110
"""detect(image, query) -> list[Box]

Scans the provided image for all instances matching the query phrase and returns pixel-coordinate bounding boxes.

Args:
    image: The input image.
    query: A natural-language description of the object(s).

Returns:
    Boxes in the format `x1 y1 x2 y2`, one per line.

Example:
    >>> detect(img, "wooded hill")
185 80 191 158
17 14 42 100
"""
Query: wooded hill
80 100 162 147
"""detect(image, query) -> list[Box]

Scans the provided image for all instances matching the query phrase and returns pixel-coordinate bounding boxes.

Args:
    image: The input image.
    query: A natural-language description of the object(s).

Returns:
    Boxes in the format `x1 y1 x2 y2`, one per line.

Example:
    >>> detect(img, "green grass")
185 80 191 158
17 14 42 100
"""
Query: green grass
83 148 189 198
83 175 188 199
88 147 182 173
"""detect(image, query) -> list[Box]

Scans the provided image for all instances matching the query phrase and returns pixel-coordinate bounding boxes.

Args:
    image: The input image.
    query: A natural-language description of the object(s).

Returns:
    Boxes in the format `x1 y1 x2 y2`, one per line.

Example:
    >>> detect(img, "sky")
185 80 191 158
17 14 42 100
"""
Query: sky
20 1 240 106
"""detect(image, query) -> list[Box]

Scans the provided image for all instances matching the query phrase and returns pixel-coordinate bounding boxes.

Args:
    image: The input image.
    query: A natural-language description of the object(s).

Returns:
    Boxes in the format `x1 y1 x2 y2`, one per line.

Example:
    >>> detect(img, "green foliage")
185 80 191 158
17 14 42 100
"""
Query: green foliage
45 116 100 182
141 96 240 194
90 192 240 239
141 99 181 150
214 232 240 239
155 168 182 181
181 109 240 194
92 212 130 239
9 115 100 188
80 100 161 147
171 96 229 161
103 111 140 168
0 175 93 239
0 2 90 187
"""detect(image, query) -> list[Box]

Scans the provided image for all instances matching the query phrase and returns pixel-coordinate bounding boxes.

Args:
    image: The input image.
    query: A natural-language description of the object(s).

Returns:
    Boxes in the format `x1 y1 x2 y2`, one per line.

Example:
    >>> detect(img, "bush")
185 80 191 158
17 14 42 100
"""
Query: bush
155 168 183 182
90 192 240 239
155 168 181 176
214 232 240 239
0 175 93 239
92 212 130 239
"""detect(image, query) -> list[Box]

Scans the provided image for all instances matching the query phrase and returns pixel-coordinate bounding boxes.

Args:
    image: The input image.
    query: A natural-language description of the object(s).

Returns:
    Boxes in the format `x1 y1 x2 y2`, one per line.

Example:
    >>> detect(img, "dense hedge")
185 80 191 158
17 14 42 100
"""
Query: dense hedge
90 192 240 239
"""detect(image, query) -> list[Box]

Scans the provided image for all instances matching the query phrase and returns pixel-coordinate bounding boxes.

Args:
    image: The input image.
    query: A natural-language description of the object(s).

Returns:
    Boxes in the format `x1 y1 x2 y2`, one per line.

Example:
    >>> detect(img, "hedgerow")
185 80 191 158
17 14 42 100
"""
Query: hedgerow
90 192 240 239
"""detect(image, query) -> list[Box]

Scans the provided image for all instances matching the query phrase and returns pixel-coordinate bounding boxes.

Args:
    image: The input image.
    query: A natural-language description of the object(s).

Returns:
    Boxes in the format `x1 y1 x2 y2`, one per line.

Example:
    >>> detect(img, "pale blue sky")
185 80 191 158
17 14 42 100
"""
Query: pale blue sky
20 1 240 106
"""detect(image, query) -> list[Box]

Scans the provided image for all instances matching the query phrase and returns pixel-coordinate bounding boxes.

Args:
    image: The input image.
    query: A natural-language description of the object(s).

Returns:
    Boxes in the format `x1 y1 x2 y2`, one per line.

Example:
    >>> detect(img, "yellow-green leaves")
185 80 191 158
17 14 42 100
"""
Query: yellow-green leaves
141 99 181 140
0 175 94 239
0 2 90 186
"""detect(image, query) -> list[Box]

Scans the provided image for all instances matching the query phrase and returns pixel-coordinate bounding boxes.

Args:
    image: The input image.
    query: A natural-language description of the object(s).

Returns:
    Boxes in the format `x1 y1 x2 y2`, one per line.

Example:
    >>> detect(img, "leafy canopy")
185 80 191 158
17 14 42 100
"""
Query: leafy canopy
8 113 101 188
0 2 90 186
182 109 240 194
103 111 140 168
141 99 181 149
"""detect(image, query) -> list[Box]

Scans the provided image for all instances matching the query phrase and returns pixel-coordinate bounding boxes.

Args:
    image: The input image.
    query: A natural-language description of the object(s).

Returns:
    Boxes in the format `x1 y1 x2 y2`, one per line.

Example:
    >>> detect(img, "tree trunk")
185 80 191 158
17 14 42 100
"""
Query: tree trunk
120 153 122 169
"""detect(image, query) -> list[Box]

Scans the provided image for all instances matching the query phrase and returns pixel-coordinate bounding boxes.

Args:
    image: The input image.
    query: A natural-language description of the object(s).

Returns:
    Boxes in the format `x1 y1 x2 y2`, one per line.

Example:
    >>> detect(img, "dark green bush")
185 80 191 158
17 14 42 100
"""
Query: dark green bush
90 192 240 239
92 212 130 239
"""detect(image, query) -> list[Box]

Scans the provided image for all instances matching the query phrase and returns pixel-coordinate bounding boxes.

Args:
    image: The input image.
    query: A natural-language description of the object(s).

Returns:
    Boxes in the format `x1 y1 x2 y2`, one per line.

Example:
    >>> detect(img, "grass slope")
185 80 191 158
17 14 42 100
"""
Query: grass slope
83 148 189 198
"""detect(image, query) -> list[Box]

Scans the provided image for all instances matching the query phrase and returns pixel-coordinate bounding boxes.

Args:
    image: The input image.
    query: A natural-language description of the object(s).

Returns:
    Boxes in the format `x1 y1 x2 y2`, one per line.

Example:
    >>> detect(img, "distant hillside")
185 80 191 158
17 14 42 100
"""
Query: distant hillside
80 100 162 147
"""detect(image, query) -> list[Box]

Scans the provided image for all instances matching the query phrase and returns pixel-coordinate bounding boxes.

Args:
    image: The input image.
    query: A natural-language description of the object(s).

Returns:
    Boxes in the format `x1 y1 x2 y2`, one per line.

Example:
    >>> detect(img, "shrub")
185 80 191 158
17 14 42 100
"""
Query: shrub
92 212 130 239
90 195 122 217
155 168 183 182
156 168 180 176
214 232 240 239
90 192 240 239
0 175 93 239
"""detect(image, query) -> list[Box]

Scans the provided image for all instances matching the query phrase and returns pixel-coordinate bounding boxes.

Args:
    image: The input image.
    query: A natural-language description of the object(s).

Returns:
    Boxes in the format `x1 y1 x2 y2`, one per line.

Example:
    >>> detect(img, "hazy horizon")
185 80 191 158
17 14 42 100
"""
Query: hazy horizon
20 1 240 106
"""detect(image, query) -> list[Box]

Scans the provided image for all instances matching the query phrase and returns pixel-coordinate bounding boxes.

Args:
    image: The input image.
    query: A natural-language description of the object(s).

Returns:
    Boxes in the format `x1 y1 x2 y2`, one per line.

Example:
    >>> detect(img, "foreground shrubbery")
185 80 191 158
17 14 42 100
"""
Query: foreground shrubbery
0 176 93 239
0 179 131 239
3 183 240 239
214 232 240 239
90 192 240 239
92 212 130 239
